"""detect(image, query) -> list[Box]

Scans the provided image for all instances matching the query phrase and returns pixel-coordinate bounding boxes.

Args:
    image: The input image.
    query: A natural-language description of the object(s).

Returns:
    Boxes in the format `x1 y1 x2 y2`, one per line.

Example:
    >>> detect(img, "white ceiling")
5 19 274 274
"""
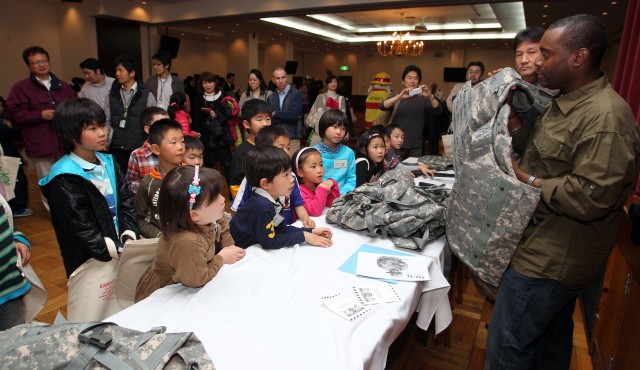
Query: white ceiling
123 0 627 54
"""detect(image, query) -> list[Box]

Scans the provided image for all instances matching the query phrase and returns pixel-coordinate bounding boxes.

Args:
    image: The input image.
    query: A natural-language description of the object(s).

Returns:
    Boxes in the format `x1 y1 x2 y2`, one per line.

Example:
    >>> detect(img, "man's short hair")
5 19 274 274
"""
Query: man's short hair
22 46 49 65
318 109 348 139
54 98 106 154
79 58 104 75
184 135 204 151
152 50 172 69
140 106 167 128
272 67 286 76
226 72 235 79
255 126 289 146
241 99 272 121
467 61 485 74
148 118 182 146
513 26 545 52
548 14 608 68
114 55 139 76
243 144 291 187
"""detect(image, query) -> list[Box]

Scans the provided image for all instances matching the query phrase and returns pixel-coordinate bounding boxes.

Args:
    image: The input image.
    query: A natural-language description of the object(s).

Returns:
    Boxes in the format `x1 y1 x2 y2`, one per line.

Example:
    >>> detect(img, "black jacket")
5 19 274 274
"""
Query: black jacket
108 81 153 150
40 154 139 277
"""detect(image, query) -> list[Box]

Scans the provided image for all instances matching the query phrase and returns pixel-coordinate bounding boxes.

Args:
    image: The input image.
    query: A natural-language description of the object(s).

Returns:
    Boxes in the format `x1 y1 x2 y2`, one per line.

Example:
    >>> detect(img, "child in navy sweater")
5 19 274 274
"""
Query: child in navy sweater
230 145 333 249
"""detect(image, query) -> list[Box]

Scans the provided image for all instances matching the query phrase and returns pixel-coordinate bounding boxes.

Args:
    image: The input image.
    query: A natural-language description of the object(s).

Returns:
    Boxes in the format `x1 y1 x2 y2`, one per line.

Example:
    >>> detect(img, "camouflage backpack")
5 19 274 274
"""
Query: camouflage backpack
0 322 215 370
326 170 449 251
446 67 553 294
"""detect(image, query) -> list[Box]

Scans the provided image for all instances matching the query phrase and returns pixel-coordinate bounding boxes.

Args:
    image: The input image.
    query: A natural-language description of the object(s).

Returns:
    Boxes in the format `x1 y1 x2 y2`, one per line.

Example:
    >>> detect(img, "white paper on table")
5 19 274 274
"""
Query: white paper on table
356 251 431 281
402 157 419 165
321 293 370 321
352 283 401 305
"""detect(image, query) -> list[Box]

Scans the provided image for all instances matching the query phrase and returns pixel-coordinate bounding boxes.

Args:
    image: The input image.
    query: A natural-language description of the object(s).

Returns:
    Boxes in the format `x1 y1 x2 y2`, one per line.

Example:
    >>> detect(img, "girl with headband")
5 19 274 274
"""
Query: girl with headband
292 147 340 216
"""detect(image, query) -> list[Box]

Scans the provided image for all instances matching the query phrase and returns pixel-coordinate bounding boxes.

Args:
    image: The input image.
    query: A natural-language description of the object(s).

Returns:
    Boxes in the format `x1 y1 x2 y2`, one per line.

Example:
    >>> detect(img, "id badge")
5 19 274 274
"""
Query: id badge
334 159 347 169
119 119 126 129
273 213 284 227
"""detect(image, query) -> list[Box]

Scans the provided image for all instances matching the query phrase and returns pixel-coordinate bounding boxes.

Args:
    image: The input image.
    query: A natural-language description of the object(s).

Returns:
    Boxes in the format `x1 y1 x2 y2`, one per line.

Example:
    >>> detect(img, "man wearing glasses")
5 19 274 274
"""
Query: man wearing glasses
6 46 75 211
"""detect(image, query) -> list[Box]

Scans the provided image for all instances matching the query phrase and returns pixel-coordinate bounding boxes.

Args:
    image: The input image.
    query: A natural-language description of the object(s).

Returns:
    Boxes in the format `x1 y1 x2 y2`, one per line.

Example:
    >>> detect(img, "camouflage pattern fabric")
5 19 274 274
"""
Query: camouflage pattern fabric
417 155 454 171
446 68 552 291
327 169 449 251
0 322 215 370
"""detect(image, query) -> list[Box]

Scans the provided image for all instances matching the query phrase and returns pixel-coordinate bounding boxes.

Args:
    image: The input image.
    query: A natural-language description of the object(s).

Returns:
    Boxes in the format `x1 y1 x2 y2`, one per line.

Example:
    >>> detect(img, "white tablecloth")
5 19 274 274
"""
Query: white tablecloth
108 174 453 370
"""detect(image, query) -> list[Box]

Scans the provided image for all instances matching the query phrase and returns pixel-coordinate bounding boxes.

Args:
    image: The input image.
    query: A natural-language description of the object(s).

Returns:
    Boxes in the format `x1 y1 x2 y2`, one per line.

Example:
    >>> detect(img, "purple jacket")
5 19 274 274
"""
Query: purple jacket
6 73 76 158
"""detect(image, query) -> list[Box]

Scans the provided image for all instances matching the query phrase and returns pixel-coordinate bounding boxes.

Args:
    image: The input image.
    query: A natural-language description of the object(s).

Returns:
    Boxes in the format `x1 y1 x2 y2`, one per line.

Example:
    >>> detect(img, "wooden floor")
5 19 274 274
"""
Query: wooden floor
14 164 592 369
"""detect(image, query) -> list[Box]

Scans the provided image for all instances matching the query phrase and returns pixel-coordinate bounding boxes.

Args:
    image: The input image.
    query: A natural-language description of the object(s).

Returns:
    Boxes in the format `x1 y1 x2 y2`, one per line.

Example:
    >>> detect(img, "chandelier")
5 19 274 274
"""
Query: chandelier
377 13 424 57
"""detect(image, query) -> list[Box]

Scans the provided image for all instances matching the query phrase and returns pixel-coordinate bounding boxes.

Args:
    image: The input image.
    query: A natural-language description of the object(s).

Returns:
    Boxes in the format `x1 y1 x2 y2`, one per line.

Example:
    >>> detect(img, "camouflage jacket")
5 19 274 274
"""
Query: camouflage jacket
445 68 552 292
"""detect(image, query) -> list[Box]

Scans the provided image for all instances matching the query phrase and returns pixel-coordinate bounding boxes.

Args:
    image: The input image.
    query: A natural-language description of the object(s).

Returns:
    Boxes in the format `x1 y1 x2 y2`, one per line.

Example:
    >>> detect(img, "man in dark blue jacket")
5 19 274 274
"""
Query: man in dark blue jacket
267 67 303 153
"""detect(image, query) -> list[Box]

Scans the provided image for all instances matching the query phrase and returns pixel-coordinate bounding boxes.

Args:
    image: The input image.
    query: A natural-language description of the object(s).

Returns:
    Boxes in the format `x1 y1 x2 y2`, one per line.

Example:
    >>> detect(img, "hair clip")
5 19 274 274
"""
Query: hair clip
188 165 201 210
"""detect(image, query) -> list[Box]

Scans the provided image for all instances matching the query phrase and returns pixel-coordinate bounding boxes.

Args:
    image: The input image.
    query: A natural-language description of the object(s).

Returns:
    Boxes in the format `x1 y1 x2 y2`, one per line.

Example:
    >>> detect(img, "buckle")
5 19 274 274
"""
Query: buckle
79 330 112 349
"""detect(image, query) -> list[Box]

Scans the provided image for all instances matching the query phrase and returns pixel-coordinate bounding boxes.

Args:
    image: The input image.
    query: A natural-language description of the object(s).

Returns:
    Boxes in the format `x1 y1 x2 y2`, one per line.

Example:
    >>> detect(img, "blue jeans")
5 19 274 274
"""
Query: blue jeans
485 267 580 370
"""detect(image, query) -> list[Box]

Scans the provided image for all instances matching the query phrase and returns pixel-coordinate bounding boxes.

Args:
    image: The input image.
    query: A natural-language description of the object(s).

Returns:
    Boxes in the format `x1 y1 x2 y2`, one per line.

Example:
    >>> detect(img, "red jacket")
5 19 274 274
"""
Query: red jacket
6 73 76 158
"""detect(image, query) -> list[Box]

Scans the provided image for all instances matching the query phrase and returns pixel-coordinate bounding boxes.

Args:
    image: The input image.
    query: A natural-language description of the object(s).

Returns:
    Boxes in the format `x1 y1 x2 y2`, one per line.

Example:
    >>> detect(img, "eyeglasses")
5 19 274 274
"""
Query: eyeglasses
29 59 49 66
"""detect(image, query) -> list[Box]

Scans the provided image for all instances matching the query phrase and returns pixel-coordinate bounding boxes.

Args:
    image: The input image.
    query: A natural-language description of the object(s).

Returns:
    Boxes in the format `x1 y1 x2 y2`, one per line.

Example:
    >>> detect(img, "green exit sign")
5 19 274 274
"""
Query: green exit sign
339 65 350 71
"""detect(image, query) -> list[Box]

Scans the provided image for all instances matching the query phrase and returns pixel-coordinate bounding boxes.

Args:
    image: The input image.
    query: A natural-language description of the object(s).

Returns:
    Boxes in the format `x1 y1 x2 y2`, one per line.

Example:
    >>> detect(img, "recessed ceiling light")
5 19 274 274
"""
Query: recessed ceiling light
235 24 240 27
180 33 185 36
542 22 546 26
207 26 211 29
602 11 608 15
206 37 210 40
543 4 549 7
232 30 236 33
542 14 548 18
611 1 617 4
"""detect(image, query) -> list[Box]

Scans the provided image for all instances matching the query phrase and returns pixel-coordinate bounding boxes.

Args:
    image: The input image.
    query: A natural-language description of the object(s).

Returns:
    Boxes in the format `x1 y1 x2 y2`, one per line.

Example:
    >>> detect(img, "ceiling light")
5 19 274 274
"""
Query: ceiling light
542 14 548 18
543 4 549 7
377 13 424 57
307 14 355 30
611 1 617 4
602 11 608 15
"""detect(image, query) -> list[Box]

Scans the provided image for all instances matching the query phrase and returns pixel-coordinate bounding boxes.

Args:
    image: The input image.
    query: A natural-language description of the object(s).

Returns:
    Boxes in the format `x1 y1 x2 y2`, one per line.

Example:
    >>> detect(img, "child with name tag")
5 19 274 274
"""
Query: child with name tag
312 109 356 194
230 145 333 249
355 129 386 186
38 98 139 278
292 147 340 216
135 166 245 302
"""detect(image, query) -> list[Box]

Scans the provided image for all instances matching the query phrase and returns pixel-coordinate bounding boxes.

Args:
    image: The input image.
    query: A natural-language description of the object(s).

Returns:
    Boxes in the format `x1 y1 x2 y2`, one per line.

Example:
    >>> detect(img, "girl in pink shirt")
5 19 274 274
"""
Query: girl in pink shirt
292 147 340 216
168 92 200 138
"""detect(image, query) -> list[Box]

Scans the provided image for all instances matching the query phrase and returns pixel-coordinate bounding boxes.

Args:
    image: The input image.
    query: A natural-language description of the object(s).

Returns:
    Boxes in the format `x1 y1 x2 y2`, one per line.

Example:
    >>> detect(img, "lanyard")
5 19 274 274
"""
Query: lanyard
120 88 136 118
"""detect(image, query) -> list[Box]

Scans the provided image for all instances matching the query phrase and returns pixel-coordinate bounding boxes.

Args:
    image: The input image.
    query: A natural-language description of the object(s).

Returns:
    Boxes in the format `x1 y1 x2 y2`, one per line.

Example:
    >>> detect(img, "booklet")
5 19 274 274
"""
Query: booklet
355 251 431 281
320 293 370 321
352 283 401 306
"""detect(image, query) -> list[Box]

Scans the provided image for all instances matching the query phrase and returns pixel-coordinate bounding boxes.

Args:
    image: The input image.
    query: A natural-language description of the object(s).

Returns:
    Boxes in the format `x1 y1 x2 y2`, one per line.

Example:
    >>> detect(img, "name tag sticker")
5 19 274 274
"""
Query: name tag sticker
334 160 347 169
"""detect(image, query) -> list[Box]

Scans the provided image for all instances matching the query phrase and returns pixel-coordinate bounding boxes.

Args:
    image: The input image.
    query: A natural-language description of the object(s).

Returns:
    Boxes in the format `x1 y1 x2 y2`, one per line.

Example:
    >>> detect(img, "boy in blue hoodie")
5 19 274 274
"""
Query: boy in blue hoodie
39 98 139 277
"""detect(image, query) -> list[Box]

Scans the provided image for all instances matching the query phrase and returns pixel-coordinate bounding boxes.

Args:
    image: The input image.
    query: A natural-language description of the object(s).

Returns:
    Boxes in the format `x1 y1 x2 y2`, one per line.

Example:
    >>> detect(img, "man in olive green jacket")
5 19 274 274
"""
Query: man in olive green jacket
487 14 640 370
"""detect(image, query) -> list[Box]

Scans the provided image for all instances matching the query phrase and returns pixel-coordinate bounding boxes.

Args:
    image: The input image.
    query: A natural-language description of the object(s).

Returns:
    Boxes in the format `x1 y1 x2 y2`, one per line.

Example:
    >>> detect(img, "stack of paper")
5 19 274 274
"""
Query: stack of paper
352 283 401 305
320 294 370 321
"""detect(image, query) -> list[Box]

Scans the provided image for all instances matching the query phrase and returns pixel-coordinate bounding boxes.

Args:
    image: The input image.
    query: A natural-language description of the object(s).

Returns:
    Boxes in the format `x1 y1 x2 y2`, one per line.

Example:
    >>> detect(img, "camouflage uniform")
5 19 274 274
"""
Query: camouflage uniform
445 68 554 292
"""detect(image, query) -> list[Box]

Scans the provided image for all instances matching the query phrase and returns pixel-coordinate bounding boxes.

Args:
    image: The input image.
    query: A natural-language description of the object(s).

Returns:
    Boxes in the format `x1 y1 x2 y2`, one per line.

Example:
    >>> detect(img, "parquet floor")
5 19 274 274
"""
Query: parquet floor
13 162 592 369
